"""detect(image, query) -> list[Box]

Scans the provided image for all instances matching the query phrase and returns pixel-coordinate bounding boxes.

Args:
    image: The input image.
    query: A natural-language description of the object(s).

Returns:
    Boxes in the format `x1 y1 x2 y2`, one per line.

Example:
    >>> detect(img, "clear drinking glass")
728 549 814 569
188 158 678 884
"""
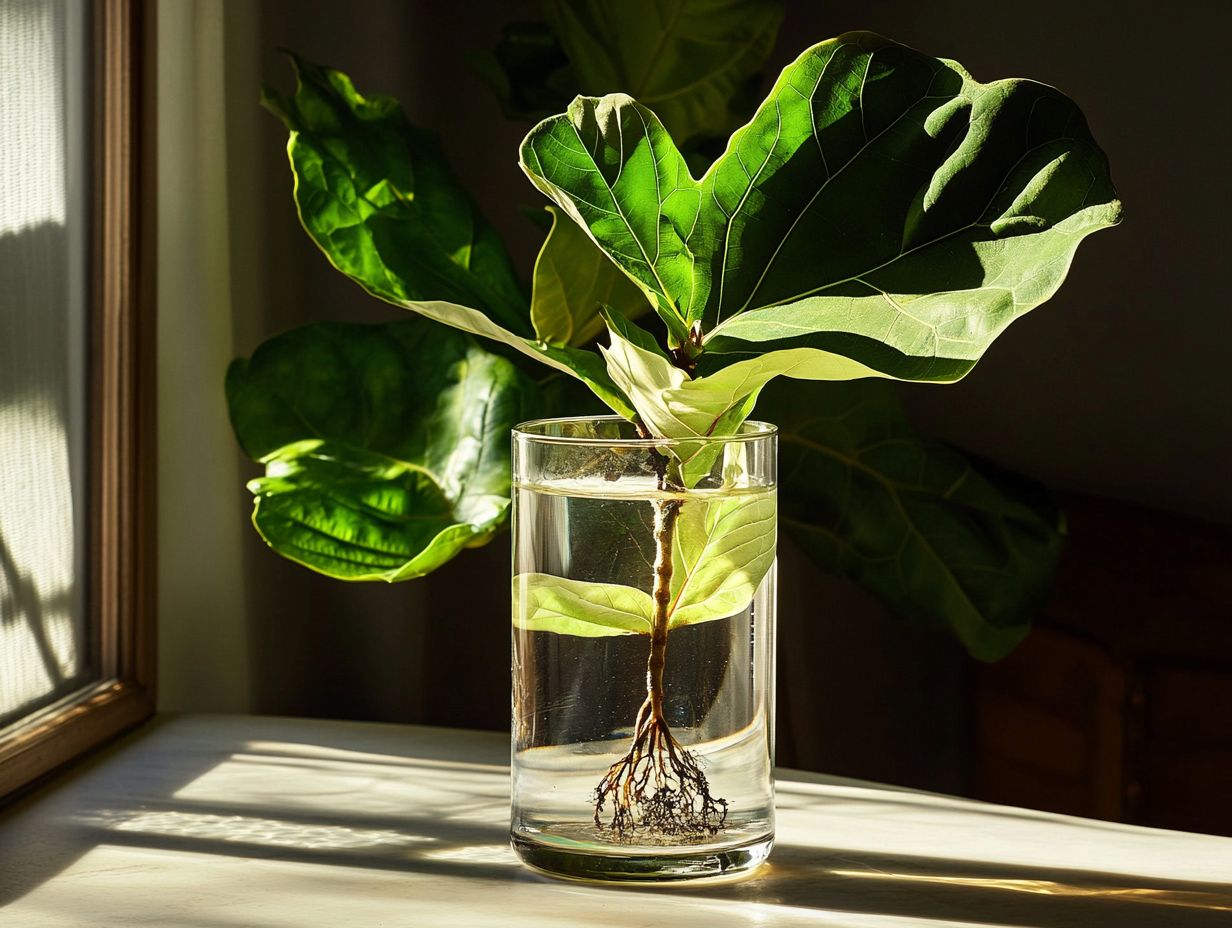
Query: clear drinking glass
511 416 777 881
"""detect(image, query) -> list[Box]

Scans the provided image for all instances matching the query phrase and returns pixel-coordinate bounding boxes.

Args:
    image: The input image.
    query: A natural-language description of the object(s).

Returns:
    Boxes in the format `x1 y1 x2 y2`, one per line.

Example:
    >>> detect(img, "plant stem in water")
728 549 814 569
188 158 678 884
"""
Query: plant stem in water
592 450 728 838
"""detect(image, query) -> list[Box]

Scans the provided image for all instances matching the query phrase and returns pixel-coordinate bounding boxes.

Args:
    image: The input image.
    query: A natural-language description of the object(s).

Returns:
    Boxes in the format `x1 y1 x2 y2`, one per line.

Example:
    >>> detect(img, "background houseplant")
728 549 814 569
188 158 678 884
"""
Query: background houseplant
228 3 1119 663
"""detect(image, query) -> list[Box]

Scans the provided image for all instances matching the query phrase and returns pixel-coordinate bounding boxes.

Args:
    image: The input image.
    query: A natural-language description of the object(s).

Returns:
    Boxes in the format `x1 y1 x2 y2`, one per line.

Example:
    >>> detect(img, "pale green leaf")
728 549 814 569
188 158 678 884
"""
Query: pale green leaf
601 315 873 456
600 314 692 437
668 493 777 628
513 572 653 636
597 315 727 486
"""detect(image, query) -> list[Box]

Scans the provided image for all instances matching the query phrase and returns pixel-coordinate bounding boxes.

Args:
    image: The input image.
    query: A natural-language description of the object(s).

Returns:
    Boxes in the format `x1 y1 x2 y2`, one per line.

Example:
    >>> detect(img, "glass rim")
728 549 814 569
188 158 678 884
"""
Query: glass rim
513 415 777 448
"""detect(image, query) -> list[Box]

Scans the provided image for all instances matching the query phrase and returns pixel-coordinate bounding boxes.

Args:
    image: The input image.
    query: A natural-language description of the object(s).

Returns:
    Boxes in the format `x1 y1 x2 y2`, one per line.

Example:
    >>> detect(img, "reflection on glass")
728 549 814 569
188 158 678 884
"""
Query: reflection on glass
0 0 91 726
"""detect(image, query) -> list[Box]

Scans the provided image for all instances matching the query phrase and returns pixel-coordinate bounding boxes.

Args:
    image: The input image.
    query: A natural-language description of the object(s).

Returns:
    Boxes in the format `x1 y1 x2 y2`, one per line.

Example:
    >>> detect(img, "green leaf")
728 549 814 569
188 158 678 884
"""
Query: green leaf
531 206 650 346
543 0 785 146
263 53 637 419
521 31 1121 381
521 93 698 343
226 320 538 581
761 377 1065 659
536 342 638 419
264 53 529 334
244 442 502 581
600 314 689 432
513 573 653 636
669 493 777 628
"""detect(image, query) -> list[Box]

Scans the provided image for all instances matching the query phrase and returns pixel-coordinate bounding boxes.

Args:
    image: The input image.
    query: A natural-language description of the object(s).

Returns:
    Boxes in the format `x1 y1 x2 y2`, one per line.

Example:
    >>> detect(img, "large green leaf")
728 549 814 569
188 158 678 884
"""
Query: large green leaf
263 54 636 419
227 320 538 581
521 31 1121 380
530 206 650 346
542 0 785 146
263 54 528 332
760 377 1065 660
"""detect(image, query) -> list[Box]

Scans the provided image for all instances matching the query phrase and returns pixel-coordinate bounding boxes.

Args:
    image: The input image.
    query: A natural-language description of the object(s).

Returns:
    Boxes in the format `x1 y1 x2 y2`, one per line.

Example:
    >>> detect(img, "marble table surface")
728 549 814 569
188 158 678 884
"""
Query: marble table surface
1 714 1229 927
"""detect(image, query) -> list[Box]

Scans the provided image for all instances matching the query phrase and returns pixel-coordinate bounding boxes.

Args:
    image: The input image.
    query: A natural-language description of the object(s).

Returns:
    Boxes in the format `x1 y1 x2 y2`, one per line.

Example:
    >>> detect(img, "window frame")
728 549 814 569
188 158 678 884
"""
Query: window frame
0 0 155 800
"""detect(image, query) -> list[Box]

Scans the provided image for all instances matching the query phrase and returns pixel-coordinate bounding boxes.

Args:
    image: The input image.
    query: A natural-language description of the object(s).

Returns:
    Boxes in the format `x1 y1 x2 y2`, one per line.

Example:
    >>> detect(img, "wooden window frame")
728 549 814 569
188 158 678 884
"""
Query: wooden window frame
0 0 155 800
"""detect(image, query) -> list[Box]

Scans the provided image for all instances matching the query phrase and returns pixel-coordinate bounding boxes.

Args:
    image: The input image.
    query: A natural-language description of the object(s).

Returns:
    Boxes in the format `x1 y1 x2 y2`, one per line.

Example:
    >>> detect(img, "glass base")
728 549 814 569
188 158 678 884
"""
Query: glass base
511 832 773 883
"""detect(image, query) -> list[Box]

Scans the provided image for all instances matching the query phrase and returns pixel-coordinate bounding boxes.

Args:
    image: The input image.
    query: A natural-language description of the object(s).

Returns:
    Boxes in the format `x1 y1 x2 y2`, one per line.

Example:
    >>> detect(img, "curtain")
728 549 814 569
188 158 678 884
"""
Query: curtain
0 0 90 725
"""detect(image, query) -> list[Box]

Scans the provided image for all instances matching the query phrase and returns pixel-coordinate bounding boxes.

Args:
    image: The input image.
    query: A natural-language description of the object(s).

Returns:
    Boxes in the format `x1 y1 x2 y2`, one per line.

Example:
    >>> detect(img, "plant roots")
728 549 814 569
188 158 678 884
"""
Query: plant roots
592 696 728 837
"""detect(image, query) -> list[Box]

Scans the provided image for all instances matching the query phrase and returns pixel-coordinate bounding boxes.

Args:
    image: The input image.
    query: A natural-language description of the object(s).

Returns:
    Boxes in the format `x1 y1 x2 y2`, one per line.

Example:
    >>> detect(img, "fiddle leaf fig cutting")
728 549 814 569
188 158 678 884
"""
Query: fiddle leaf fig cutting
237 19 1120 845
227 320 538 580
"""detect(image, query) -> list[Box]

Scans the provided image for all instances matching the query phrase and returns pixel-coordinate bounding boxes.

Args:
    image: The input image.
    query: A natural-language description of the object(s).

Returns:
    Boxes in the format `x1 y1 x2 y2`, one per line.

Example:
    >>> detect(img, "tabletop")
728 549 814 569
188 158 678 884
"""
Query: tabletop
0 714 1229 927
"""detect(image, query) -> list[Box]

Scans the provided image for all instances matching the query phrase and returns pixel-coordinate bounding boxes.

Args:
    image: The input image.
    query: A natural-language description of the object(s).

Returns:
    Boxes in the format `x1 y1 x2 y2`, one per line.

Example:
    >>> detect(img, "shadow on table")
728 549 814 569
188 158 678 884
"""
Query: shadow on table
689 842 1232 927
62 800 1232 928
26 794 1232 928
2 716 1230 928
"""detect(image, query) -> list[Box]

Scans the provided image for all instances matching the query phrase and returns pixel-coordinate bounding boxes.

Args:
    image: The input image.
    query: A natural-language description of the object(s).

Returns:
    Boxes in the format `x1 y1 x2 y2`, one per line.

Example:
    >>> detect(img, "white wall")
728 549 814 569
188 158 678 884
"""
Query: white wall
156 0 253 711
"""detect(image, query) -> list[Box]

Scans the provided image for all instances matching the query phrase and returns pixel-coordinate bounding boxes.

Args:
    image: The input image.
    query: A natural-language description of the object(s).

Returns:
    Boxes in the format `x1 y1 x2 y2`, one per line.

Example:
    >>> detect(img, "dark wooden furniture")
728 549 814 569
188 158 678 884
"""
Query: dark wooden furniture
973 496 1232 836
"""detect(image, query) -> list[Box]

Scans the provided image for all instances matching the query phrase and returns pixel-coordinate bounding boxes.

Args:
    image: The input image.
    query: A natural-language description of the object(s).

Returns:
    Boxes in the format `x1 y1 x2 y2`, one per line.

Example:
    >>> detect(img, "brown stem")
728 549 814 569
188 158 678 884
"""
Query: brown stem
646 496 680 722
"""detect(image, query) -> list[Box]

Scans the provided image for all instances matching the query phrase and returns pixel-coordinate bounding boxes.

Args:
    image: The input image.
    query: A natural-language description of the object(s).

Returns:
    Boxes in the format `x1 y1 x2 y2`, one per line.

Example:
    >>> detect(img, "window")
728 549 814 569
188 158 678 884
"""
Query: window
0 0 153 799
